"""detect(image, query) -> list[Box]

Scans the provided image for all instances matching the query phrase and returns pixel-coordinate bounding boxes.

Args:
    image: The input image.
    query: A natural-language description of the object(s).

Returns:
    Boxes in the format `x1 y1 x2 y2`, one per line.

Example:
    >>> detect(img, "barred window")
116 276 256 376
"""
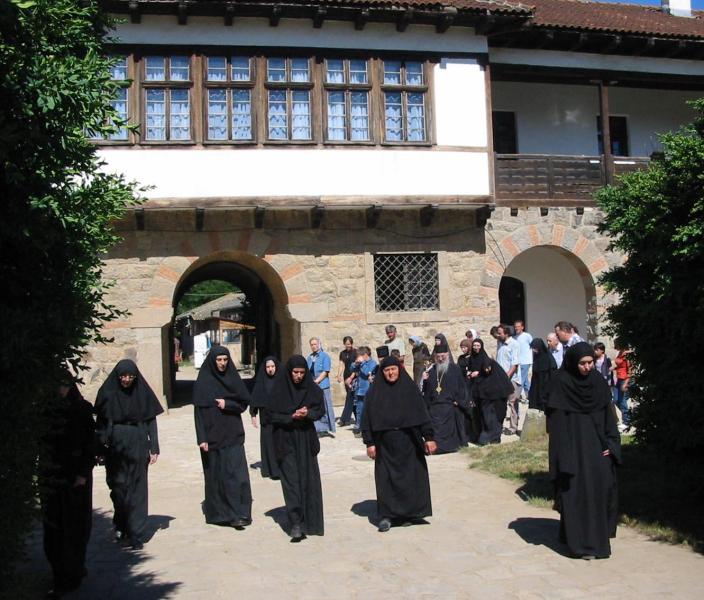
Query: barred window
374 253 439 312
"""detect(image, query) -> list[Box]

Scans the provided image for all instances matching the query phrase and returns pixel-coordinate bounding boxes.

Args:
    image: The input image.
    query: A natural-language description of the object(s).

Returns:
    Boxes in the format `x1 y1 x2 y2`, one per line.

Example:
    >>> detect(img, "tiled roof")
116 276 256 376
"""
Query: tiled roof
527 0 704 39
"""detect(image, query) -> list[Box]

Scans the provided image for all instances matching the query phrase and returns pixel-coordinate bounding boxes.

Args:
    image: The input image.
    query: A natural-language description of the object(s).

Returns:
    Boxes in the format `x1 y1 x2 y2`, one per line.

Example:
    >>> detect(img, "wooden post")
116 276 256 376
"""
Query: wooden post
599 81 614 185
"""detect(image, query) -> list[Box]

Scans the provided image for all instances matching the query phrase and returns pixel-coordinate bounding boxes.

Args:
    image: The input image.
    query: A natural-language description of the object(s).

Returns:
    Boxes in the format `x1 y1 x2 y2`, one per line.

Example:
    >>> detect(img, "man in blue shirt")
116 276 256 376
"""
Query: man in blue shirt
307 337 335 436
513 320 533 400
349 346 377 438
546 332 564 369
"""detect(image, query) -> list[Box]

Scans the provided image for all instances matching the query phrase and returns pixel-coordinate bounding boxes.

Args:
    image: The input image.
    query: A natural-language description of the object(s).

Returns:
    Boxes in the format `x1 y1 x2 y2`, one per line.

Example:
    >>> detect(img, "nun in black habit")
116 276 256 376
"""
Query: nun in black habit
546 342 621 559
266 355 325 541
95 359 163 549
362 356 436 532
421 341 469 453
468 339 515 445
41 380 96 596
528 338 557 412
249 356 282 480
193 346 253 528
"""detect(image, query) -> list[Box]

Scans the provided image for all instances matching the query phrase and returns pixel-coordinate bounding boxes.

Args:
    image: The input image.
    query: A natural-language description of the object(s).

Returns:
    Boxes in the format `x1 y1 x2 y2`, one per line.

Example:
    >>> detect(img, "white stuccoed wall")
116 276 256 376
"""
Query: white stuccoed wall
492 81 699 156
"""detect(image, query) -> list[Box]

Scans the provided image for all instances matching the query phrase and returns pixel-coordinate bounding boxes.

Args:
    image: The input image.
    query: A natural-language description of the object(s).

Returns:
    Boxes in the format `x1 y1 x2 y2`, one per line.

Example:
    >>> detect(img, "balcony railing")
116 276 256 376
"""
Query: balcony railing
494 154 650 201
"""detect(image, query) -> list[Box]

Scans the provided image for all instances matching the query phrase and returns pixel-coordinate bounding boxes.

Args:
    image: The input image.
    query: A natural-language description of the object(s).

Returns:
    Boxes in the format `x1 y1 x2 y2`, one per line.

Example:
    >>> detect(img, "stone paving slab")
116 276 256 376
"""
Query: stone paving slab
22 405 703 599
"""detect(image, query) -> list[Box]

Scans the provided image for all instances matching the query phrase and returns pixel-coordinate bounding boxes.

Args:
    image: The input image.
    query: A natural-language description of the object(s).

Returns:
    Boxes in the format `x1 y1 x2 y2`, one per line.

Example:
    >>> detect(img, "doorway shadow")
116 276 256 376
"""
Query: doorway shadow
171 379 194 408
264 506 290 535
508 517 572 557
350 499 377 526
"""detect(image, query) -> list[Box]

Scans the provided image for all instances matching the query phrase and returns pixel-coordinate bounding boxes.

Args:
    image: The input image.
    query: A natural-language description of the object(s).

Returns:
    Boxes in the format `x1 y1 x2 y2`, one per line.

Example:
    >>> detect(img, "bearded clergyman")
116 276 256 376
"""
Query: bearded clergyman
421 341 470 453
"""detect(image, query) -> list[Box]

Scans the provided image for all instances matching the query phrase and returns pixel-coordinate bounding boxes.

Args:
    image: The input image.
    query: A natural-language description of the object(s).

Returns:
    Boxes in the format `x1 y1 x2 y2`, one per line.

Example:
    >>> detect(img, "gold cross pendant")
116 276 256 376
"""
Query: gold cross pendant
436 385 442 394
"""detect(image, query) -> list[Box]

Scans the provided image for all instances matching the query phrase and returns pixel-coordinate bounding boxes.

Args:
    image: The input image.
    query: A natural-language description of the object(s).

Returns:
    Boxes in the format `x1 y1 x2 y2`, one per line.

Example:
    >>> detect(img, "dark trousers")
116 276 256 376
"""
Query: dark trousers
339 387 356 425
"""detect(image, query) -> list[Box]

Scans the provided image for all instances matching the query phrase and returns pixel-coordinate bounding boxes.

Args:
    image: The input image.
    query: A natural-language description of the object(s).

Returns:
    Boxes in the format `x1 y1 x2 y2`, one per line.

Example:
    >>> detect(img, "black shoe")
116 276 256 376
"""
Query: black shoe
231 518 251 529
502 428 516 436
290 524 304 541
130 539 144 550
377 518 391 532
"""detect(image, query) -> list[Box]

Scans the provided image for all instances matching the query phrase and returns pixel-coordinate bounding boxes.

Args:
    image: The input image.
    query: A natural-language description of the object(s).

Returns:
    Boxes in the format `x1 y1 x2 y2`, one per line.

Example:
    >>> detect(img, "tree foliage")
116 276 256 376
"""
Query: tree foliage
0 0 140 582
596 99 704 460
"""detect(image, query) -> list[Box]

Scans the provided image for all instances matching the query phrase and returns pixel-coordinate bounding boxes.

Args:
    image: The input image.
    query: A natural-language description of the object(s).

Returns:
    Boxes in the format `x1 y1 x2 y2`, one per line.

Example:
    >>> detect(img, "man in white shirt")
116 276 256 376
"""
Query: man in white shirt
513 320 533 400
496 324 521 435
384 325 406 365
546 332 564 369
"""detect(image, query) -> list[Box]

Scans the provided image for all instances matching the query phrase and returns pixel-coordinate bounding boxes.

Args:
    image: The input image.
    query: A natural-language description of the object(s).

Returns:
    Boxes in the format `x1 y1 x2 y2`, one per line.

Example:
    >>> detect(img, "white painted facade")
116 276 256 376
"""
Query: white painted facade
492 81 699 156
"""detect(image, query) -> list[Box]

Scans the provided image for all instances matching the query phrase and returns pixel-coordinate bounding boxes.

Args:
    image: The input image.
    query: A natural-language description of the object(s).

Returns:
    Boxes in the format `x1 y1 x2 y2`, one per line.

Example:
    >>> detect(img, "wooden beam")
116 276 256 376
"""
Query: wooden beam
269 5 281 27
634 37 656 56
312 7 326 29
195 207 205 231
224 1 235 26
311 206 324 228
254 206 265 229
128 0 140 24
664 40 687 59
135 208 145 230
396 8 413 33
535 31 555 50
436 8 457 34
354 9 369 31
420 205 436 227
365 205 381 228
476 206 494 228
598 82 614 185
177 1 188 26
474 16 496 36
540 207 549 217
601 35 622 54
569 33 588 52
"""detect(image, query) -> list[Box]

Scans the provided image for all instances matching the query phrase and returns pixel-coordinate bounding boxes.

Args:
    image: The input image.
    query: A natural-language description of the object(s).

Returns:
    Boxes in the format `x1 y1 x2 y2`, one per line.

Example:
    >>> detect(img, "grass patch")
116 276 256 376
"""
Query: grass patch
466 436 704 553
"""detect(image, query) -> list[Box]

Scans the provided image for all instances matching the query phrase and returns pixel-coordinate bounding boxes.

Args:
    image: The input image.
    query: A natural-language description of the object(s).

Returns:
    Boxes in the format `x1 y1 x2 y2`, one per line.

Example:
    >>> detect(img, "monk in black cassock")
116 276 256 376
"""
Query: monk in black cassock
193 346 253 528
422 341 469 453
457 338 481 444
528 338 557 412
546 342 621 559
362 356 437 532
249 356 282 480
95 359 163 549
41 380 96 597
265 355 325 541
468 339 514 445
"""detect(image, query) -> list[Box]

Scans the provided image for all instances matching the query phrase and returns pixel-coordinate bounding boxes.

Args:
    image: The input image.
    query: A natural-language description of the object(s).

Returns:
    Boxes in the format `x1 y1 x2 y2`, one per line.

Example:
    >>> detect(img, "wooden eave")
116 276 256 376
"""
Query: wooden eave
100 0 531 32
488 27 704 61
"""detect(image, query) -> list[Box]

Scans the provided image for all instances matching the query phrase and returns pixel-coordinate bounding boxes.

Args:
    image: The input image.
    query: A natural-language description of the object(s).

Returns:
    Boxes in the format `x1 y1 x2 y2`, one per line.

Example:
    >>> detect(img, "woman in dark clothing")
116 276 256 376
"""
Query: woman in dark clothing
250 356 282 480
95 359 163 549
528 338 557 412
467 339 514 445
193 346 253 529
457 338 480 443
362 356 437 532
430 332 454 363
41 381 96 597
266 355 325 541
546 342 621 559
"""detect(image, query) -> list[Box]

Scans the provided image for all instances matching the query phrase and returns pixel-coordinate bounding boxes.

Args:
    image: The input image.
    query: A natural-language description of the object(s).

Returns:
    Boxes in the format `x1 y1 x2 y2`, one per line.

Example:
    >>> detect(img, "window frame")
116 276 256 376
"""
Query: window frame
139 53 195 144
379 59 433 146
202 55 257 145
88 54 135 145
322 58 375 145
372 252 441 313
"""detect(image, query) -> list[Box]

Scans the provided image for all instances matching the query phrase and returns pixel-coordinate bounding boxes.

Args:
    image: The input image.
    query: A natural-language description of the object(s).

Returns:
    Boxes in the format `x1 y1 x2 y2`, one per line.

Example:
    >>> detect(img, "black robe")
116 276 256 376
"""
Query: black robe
529 338 557 411
457 353 480 443
95 359 162 544
41 385 95 590
250 356 282 480
547 343 621 558
193 346 253 525
468 342 514 445
422 363 469 453
266 356 325 536
362 357 434 522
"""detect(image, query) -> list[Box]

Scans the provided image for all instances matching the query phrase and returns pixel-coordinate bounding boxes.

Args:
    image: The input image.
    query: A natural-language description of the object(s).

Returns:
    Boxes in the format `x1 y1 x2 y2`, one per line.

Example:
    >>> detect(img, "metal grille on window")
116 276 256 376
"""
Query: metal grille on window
374 254 439 312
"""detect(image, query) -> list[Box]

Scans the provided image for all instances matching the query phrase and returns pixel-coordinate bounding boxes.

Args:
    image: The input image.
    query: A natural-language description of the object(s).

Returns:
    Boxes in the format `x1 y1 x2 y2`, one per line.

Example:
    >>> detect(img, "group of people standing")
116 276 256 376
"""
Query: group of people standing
40 323 628 596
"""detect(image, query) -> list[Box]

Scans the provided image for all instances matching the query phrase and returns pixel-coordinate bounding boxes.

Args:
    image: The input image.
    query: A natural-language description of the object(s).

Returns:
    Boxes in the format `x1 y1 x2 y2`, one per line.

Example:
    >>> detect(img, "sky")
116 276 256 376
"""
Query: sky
598 0 704 9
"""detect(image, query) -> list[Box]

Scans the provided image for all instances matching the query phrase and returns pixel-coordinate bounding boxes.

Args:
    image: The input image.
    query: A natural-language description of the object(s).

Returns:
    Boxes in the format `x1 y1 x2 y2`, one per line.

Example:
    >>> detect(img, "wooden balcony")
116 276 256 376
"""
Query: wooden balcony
494 154 650 204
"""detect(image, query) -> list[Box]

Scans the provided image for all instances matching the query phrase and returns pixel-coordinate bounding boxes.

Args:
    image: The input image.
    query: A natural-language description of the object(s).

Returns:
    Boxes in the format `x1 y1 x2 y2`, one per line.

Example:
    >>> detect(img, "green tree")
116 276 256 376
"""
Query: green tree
596 99 704 459
0 0 140 582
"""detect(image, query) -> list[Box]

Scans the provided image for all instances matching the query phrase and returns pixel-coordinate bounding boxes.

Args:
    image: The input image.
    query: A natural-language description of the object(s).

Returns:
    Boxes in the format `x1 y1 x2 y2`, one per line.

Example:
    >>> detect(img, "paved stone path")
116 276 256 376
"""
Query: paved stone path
24 403 702 599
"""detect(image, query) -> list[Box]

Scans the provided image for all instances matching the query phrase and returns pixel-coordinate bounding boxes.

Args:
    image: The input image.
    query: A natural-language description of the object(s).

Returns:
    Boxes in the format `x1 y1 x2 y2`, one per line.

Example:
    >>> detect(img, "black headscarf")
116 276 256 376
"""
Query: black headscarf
268 355 324 415
250 356 282 410
363 356 431 432
547 342 612 414
531 338 556 372
468 338 492 373
193 346 250 408
95 359 164 423
432 333 454 363
469 340 515 401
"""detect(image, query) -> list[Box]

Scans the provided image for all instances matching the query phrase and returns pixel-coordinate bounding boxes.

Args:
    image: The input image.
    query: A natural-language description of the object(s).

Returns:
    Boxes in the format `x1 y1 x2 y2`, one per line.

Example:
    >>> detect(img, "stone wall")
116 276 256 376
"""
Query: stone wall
82 206 621 407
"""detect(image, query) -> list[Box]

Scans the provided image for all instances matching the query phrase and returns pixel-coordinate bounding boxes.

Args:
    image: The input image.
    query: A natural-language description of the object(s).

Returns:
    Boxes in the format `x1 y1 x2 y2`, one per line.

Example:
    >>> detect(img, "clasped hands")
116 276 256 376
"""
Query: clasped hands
292 406 309 420
367 440 437 460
